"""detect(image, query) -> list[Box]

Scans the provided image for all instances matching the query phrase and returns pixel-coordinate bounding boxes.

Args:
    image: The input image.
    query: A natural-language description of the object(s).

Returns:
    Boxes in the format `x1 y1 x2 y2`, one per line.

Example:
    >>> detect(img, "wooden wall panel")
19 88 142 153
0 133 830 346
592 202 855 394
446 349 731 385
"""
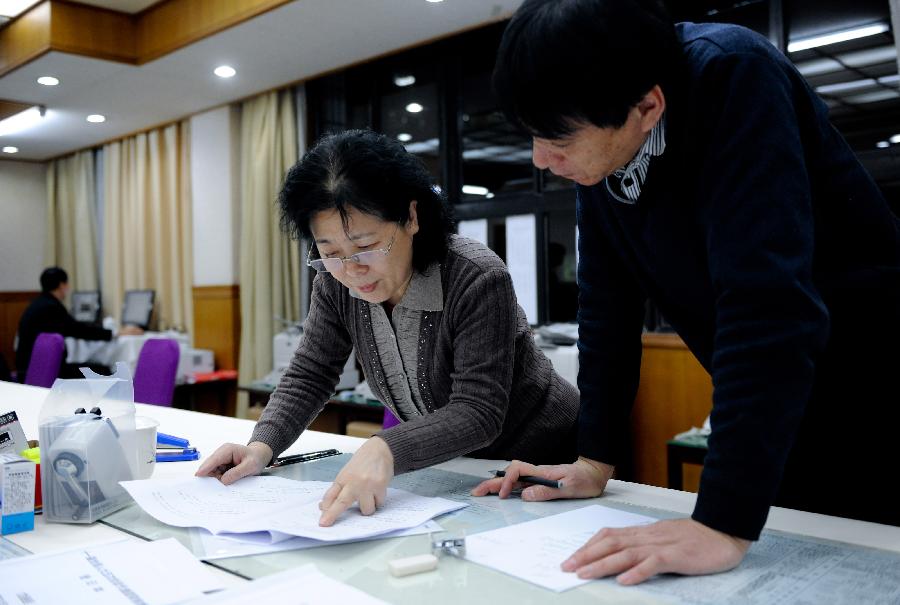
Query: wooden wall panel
0 0 290 77
0 100 33 121
629 333 713 490
135 0 291 63
192 285 240 370
0 292 39 375
0 2 52 78
49 1 136 63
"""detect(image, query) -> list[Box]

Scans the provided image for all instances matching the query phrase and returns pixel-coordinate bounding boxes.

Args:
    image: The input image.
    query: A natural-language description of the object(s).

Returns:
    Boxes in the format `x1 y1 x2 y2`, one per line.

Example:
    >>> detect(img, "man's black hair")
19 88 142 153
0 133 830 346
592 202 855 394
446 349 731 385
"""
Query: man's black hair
279 129 455 272
40 267 68 292
493 0 679 138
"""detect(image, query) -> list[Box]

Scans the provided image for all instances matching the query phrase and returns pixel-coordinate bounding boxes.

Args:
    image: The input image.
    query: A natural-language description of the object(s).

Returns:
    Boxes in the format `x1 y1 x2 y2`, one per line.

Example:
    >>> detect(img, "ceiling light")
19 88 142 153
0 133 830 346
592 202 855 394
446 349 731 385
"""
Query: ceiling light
815 78 877 95
394 75 416 87
890 134 900 144
37 76 59 86
788 23 889 53
397 133 413 142
405 102 424 113
214 65 236 78
0 0 39 18
426 0 444 3
876 141 890 148
0 106 45 137
86 114 106 123
2 146 19 154
462 185 490 196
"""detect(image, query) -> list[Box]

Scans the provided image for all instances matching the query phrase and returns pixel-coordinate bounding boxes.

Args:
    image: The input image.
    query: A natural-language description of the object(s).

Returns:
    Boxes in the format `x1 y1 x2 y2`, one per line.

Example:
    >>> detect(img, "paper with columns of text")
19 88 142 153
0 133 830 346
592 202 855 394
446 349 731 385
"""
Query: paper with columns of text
121 475 465 542
183 564 389 605
0 538 226 605
464 504 656 592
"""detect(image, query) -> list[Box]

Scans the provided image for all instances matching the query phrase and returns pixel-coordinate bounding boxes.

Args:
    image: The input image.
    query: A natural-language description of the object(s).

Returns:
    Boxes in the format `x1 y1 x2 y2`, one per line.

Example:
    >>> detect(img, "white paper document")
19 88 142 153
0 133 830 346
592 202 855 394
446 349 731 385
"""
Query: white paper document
193 520 443 560
0 538 226 605
464 504 656 592
183 564 389 604
121 476 466 542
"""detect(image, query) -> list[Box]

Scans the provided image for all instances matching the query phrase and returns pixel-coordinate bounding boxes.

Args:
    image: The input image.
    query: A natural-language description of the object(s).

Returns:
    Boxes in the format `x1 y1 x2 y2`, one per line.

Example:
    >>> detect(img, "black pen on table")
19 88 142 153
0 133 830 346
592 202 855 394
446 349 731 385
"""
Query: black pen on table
267 449 341 468
492 469 563 489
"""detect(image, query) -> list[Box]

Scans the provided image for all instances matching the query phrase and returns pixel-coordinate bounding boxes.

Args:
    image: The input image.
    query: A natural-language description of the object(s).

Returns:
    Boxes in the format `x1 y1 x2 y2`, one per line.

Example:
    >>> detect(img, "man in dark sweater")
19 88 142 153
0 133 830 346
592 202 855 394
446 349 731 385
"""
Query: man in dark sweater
475 0 900 585
16 267 140 380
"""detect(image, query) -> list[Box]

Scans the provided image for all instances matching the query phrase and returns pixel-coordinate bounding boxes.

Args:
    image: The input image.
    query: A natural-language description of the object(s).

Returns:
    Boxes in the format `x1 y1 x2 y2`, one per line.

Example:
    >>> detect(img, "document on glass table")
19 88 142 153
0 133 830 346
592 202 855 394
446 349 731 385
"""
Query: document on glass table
464 504 656 592
183 564 389 604
121 475 466 542
0 538 226 605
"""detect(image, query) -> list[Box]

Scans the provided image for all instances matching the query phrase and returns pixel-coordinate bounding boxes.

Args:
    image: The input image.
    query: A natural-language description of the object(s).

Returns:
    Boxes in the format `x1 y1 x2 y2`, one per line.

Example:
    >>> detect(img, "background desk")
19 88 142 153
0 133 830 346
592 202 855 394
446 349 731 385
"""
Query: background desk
239 383 384 432
4 380 900 604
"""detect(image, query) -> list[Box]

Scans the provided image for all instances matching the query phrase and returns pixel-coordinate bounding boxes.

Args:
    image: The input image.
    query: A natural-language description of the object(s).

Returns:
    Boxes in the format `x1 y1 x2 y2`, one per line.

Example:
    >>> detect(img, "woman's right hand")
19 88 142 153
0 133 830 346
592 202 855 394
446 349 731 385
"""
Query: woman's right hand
195 441 273 485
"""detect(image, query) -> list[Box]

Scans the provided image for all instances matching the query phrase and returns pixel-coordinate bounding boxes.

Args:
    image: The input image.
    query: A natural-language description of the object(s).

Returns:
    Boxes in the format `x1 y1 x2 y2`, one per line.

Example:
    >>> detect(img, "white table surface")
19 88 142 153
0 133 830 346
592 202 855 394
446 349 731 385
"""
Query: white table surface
3 379 900 599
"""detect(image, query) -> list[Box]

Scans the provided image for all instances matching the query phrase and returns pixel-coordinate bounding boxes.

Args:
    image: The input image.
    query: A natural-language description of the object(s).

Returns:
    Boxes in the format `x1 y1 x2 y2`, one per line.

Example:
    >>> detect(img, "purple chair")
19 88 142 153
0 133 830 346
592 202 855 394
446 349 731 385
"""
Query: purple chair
24 332 65 388
133 339 180 406
382 407 401 429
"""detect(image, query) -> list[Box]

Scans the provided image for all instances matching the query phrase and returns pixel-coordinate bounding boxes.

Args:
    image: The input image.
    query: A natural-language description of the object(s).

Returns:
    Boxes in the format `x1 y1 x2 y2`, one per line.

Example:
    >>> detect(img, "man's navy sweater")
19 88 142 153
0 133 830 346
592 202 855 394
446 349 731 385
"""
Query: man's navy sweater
575 23 900 539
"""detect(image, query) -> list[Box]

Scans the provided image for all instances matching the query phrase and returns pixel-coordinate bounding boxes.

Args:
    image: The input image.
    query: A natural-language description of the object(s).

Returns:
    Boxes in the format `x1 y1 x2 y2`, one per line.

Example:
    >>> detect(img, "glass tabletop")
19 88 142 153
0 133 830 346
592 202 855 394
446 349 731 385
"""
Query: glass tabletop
102 455 670 604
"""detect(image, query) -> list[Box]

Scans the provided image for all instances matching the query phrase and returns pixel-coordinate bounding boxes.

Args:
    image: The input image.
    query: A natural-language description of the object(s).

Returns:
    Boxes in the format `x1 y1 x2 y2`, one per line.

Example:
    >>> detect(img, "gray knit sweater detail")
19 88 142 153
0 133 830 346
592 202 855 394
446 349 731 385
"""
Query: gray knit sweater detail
251 235 579 473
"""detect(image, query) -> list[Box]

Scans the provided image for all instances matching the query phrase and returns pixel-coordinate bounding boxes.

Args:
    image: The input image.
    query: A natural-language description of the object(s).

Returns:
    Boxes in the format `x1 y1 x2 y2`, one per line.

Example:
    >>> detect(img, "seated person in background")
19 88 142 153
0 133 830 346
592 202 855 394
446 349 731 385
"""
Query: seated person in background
15 267 143 380
198 129 579 525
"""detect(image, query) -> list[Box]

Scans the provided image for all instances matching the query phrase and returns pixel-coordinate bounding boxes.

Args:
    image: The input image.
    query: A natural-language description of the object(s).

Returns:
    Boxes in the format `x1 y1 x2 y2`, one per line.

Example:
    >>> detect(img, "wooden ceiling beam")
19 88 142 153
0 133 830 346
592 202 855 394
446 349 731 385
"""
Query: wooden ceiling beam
0 0 292 78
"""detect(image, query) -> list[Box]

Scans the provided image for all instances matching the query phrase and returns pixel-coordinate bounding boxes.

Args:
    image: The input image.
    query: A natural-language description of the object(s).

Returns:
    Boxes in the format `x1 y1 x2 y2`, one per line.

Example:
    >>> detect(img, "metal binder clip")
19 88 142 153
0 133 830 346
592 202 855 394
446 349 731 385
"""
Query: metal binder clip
430 533 466 558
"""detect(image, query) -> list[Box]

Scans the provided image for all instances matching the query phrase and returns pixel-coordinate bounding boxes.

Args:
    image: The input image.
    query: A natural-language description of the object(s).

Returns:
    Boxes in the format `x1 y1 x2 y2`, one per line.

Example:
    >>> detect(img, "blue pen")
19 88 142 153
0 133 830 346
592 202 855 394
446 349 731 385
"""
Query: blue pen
156 450 200 462
157 432 190 447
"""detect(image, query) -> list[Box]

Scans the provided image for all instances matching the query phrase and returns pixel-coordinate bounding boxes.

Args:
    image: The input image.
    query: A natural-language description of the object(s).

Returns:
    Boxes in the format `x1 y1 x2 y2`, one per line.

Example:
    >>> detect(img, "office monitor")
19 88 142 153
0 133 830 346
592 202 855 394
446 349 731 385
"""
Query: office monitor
122 290 155 330
71 291 101 323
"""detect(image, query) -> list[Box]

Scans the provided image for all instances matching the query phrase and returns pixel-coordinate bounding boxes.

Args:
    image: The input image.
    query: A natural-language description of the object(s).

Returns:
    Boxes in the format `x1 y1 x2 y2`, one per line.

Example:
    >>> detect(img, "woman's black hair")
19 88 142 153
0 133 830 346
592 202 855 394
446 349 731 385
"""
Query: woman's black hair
279 129 455 272
493 0 679 138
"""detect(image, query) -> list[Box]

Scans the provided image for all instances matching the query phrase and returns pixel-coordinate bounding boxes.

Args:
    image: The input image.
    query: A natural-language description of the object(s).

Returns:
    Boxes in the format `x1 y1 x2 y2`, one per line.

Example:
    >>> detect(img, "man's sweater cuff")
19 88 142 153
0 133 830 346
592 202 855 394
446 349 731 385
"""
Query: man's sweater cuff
692 479 770 541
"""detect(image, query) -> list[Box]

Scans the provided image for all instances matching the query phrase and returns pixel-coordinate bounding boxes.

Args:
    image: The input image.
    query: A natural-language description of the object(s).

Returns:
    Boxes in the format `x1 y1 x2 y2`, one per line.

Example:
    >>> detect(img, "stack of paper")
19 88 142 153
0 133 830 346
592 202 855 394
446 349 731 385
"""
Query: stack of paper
121 476 465 546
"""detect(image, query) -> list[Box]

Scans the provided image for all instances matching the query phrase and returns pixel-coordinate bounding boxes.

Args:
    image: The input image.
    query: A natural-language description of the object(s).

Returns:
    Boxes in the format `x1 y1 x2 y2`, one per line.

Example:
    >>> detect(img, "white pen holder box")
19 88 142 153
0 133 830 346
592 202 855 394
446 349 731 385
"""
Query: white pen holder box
38 362 140 523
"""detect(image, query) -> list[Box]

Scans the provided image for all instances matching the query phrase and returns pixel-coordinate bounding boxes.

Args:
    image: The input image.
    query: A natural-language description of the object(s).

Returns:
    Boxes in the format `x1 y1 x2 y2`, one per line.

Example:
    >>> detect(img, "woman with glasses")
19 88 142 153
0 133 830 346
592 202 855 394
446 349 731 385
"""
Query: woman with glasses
198 129 579 526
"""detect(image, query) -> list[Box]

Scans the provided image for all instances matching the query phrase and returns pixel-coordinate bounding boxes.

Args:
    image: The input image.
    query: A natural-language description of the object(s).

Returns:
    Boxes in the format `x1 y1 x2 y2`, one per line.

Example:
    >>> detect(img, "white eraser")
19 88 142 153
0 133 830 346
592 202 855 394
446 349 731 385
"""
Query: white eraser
388 553 439 577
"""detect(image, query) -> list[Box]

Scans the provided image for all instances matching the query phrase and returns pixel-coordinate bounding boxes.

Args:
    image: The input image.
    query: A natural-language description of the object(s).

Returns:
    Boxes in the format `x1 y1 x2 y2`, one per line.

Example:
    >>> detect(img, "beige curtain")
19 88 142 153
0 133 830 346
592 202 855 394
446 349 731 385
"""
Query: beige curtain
102 121 194 336
238 90 301 384
45 150 99 290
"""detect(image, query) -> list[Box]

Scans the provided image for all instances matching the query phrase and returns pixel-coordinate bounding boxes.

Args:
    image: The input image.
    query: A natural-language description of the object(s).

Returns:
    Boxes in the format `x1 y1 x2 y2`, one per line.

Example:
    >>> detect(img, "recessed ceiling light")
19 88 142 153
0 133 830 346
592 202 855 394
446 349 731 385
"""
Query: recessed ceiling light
788 23 889 53
405 102 424 113
462 185 490 196
426 0 444 3
876 141 890 148
2 146 19 154
214 65 236 78
397 133 413 142
890 134 900 144
394 74 416 87
37 76 59 86
86 114 106 123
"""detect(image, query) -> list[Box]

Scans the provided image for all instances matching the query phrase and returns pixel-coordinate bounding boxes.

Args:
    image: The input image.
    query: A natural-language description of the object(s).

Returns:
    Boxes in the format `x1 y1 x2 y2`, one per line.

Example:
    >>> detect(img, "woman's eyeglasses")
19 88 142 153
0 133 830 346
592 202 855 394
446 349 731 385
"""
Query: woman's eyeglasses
307 222 401 273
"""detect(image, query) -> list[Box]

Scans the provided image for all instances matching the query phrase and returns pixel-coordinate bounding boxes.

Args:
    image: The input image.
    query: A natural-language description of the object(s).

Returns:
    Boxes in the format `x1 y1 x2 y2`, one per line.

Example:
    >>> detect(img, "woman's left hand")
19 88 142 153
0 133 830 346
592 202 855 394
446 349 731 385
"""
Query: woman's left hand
318 436 394 526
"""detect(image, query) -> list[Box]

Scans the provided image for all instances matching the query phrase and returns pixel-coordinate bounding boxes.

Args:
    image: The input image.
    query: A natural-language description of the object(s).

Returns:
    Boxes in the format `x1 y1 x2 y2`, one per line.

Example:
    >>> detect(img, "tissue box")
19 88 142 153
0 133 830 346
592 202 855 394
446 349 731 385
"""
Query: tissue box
0 453 36 535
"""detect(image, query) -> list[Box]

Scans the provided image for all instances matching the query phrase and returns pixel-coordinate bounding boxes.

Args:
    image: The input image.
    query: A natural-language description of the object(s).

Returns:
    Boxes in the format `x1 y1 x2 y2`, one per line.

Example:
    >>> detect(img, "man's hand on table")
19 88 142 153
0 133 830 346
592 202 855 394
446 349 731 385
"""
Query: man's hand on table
563 518 751 585
472 456 750 584
119 325 144 336
470 456 614 501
